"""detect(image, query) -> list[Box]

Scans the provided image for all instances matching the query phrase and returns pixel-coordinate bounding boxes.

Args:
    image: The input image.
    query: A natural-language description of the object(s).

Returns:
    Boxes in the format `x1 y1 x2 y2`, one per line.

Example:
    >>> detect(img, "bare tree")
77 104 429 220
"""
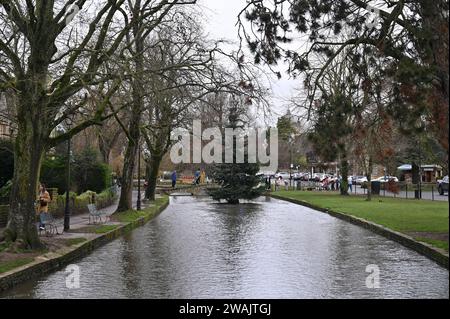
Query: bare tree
0 0 196 249
138 11 267 201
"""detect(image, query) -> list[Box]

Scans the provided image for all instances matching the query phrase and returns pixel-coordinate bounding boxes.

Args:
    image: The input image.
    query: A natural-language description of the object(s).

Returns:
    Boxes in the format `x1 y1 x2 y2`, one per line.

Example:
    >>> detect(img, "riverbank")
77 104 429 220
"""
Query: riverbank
271 191 449 269
0 196 169 293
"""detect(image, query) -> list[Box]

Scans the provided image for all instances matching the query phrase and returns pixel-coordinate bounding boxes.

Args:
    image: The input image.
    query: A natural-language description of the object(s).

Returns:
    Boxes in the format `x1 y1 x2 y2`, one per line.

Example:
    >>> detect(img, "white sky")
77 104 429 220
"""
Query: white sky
198 0 299 123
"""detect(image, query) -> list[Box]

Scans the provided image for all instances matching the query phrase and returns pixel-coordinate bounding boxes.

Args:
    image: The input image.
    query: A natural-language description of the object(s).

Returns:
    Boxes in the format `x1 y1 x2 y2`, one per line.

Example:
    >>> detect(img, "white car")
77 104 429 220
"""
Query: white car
313 173 326 182
258 171 276 179
275 172 291 180
355 176 368 185
373 176 399 183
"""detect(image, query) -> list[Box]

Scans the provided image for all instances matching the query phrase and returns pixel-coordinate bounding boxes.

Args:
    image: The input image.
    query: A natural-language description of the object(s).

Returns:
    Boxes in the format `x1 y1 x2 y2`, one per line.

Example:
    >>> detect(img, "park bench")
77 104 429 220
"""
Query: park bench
88 204 108 225
39 213 60 237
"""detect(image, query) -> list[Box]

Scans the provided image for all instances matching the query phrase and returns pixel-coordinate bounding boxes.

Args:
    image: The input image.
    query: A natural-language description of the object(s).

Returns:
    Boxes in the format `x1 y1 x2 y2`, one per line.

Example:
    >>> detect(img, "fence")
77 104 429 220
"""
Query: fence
280 180 448 202
354 183 447 201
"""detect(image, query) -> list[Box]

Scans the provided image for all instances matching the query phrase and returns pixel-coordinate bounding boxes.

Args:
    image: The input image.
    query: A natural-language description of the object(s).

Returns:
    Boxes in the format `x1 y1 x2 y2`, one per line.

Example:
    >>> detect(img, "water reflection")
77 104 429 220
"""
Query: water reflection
1 196 448 299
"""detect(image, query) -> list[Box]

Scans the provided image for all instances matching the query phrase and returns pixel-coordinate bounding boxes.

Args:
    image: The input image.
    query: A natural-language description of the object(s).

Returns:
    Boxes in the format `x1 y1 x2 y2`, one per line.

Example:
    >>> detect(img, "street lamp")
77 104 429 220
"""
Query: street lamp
418 138 423 200
64 117 74 232
289 133 295 188
136 137 142 211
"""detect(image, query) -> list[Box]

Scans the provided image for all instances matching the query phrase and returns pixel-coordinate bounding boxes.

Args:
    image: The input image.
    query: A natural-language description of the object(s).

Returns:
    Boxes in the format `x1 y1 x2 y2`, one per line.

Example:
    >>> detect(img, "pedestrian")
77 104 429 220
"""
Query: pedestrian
323 177 329 191
171 170 177 189
38 183 51 231
200 170 206 184
194 169 201 185
348 176 353 193
275 177 282 191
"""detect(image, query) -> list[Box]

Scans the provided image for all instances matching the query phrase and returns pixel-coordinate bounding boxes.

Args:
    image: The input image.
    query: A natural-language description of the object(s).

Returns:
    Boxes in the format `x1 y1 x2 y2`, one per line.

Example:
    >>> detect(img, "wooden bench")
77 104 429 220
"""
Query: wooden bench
88 204 108 225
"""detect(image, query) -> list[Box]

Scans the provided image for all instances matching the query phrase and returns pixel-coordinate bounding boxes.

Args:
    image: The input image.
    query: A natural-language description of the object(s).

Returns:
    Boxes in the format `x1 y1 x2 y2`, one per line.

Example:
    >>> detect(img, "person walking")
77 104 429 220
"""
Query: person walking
194 169 201 185
38 184 51 231
171 171 177 189
200 170 206 184
348 176 353 193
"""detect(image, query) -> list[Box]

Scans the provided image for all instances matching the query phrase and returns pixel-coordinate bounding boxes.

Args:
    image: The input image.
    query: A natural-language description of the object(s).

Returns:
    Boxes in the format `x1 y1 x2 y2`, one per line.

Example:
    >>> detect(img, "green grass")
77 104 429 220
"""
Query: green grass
65 238 88 246
274 191 449 251
93 225 120 234
0 258 34 274
416 238 449 251
114 196 169 223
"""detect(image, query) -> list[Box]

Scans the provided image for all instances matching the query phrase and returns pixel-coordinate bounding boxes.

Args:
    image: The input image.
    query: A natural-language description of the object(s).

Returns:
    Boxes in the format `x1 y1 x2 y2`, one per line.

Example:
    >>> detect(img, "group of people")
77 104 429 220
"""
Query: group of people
321 176 342 191
170 169 207 189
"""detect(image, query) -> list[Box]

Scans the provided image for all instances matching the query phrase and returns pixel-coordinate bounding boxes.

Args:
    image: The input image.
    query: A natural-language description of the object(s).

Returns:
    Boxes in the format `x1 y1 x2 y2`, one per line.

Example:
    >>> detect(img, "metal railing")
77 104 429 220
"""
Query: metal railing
281 180 448 202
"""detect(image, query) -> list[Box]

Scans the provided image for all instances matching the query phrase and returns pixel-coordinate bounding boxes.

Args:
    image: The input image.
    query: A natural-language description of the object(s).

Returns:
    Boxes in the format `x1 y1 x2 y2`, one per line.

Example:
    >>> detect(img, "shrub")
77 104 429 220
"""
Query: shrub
0 180 11 198
42 148 113 195
72 148 112 194
50 190 117 218
0 140 14 189
41 156 68 194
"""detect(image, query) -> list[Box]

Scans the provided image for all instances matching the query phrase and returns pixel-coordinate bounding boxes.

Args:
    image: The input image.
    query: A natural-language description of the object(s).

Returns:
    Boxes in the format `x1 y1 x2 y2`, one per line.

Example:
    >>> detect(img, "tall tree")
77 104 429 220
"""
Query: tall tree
116 0 198 212
209 100 265 204
0 0 196 248
239 0 449 155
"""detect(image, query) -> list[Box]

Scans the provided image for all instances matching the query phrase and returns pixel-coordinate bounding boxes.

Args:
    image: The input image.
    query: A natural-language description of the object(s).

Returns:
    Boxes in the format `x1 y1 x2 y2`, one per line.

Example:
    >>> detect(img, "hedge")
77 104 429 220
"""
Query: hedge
50 188 118 218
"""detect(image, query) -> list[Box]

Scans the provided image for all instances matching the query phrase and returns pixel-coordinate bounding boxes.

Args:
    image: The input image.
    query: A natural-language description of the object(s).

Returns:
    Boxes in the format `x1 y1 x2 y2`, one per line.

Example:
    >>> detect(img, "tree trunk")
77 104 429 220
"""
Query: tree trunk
116 6 144 212
339 145 349 196
117 137 139 212
145 155 162 201
4 118 45 249
98 138 111 164
366 157 374 202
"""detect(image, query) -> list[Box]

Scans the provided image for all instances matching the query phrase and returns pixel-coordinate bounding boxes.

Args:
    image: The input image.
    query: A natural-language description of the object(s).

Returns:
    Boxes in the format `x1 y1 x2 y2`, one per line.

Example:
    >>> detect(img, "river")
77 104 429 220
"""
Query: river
1 196 448 299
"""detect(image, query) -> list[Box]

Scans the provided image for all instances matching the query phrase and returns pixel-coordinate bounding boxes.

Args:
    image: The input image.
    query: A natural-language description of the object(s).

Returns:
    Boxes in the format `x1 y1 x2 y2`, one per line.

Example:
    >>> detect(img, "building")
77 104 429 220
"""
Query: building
0 94 13 140
398 164 443 183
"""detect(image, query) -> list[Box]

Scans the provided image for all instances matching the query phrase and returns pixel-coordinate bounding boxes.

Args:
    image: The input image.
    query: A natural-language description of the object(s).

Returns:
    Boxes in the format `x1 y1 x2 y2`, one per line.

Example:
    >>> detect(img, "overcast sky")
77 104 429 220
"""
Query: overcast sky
198 0 299 123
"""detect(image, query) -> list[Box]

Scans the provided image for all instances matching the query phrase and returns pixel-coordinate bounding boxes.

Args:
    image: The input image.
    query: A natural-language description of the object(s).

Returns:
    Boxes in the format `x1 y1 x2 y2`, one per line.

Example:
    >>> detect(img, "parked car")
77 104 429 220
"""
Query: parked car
437 176 449 195
299 173 312 181
354 176 368 185
258 171 276 179
373 176 399 183
275 172 291 180
312 173 326 182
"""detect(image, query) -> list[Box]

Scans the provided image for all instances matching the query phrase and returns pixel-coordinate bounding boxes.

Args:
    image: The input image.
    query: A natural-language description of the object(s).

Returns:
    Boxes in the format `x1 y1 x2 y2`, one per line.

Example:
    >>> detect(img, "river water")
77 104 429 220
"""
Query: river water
1 196 448 299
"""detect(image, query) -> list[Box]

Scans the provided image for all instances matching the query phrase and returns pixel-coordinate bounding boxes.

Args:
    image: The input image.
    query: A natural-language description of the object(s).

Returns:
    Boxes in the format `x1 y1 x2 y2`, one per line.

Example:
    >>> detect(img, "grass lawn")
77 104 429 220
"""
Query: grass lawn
93 225 120 234
0 258 34 274
113 196 169 223
64 238 88 246
274 191 449 251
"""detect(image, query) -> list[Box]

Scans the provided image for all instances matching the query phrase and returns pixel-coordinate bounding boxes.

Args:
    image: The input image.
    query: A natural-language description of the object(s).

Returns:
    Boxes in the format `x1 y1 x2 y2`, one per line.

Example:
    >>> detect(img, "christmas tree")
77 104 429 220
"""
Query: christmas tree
209 105 265 204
